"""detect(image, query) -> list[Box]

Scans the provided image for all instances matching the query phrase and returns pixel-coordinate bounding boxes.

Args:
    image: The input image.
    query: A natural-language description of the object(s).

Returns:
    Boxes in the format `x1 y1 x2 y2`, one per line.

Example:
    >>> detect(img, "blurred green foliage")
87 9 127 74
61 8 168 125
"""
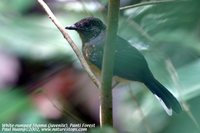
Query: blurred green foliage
0 0 200 133
0 89 29 122
89 126 117 133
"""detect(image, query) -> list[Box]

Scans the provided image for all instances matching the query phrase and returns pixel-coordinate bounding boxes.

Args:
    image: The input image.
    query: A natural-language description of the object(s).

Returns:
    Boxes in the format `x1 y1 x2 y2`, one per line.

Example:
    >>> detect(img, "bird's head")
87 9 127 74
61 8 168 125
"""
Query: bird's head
65 17 106 43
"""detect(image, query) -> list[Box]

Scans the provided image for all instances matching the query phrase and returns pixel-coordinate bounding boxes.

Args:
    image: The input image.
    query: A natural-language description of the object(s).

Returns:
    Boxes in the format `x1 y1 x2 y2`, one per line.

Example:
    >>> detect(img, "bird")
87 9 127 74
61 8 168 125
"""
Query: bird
65 17 182 115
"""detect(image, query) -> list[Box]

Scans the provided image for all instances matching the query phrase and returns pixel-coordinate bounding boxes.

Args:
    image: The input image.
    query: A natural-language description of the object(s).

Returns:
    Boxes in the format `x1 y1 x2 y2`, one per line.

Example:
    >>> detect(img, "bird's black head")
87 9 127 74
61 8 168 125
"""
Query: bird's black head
65 17 106 43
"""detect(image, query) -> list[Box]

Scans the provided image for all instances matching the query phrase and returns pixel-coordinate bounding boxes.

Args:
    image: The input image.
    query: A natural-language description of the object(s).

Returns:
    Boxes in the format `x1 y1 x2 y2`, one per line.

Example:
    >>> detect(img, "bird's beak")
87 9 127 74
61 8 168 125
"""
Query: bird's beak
65 25 77 30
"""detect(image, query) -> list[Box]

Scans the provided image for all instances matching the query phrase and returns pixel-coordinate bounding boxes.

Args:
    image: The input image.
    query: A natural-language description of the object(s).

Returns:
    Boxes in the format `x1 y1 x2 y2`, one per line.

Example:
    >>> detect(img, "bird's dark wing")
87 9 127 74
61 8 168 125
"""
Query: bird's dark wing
87 36 152 81
113 36 151 81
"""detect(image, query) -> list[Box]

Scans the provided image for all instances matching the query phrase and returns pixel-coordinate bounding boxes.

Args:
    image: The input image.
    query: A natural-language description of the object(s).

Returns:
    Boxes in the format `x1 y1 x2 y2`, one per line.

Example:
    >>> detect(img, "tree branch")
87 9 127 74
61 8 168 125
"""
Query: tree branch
37 0 100 89
100 0 120 126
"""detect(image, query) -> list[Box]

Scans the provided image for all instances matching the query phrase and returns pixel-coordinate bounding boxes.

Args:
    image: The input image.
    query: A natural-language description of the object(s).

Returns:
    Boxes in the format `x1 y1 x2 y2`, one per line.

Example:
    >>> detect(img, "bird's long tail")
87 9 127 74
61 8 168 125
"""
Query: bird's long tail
144 76 182 115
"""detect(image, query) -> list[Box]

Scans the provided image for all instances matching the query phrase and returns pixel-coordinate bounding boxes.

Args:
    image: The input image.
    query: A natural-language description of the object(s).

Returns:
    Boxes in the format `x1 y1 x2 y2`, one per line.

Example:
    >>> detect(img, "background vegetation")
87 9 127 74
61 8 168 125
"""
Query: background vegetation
0 0 200 133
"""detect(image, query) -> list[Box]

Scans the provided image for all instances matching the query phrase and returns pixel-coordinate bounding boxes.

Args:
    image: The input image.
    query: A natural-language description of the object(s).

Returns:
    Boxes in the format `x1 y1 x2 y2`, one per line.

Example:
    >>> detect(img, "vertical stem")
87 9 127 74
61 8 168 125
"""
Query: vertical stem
100 0 120 126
